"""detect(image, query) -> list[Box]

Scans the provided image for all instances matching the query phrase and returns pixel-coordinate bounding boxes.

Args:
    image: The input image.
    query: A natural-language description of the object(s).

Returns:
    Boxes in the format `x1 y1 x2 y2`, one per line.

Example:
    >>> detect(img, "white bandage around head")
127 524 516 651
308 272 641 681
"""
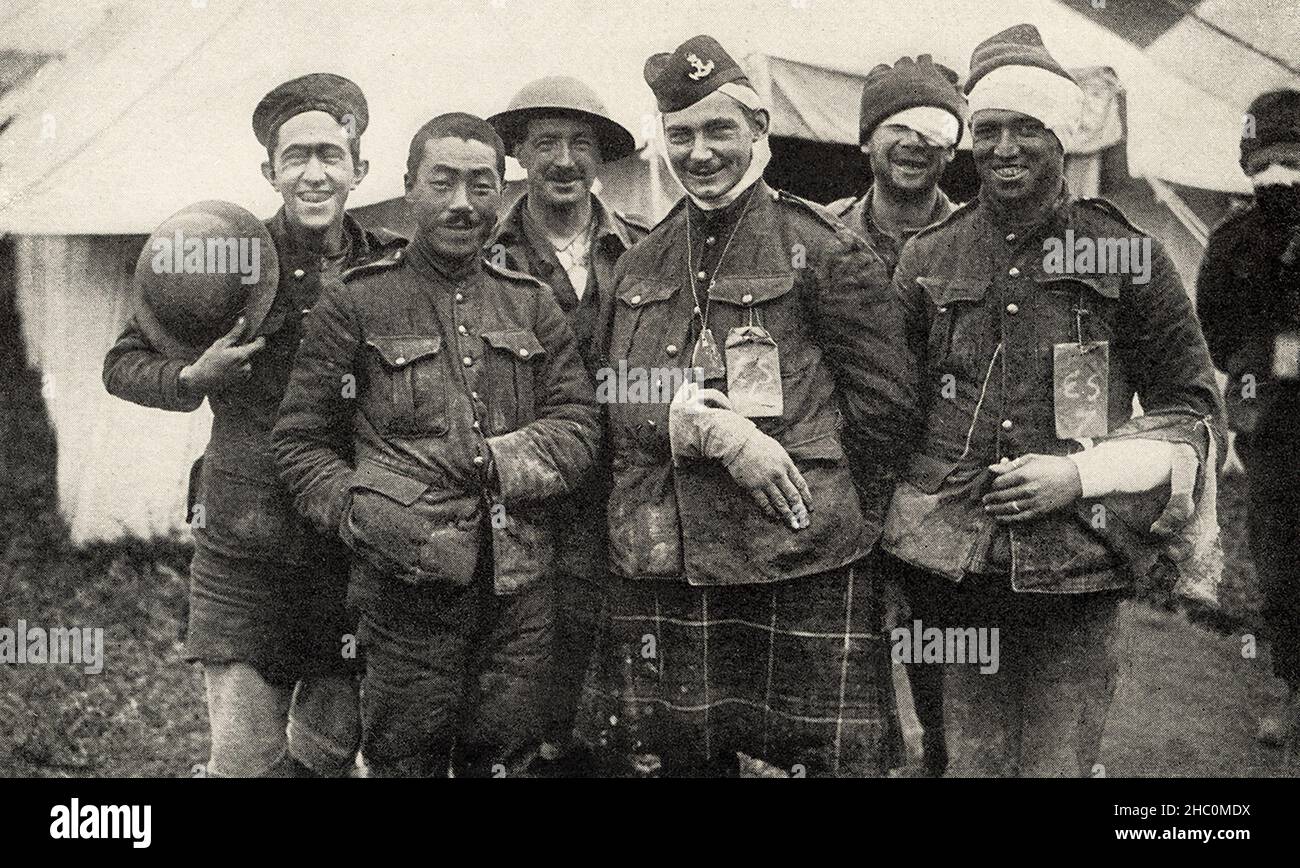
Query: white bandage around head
657 82 772 211
1250 164 1300 188
967 64 1083 145
867 106 961 150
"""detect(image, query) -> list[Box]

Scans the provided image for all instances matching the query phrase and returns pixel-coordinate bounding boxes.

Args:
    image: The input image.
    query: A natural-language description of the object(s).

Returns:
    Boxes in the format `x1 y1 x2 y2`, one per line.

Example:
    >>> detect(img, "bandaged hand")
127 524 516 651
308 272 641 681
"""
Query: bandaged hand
669 382 812 530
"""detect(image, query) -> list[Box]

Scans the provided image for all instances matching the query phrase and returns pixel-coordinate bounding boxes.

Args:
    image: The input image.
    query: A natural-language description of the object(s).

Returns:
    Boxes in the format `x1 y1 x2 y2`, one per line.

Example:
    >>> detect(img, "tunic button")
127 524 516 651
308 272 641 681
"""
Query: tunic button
1006 233 1016 242
630 294 641 305
455 292 464 302
937 306 948 313
519 348 529 358
647 420 656 427
706 236 716 245
471 391 480 400
1006 303 1019 315
293 268 305 279
665 344 679 357
301 308 310 316
472 420 481 431
462 356 473 367
473 455 485 467
394 356 406 365
697 271 707 280
1001 419 1013 430
741 293 753 304
1008 267 1021 277
458 325 468 335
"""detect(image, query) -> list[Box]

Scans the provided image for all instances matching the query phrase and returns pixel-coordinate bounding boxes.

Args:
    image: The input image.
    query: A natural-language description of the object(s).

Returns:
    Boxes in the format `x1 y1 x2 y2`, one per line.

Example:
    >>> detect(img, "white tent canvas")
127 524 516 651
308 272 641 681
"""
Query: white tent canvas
0 0 1286 542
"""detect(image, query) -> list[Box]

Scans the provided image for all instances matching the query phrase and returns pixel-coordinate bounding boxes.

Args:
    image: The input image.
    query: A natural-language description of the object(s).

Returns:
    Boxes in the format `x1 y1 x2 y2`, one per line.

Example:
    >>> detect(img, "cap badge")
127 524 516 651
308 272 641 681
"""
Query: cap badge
686 53 714 81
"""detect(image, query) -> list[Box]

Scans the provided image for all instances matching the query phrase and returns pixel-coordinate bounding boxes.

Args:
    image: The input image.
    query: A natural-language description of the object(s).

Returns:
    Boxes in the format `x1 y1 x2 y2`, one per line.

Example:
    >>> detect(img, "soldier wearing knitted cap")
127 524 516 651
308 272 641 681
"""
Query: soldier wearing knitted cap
104 72 404 777
585 34 918 777
1196 88 1300 746
882 24 1224 776
828 55 966 277
487 76 647 775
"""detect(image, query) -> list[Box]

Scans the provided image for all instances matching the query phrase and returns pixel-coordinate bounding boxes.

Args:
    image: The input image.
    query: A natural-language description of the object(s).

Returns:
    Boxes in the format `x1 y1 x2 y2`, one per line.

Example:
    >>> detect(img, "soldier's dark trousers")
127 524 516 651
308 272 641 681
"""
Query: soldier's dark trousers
355 557 553 778
904 569 1130 777
1236 418 1300 691
545 571 606 749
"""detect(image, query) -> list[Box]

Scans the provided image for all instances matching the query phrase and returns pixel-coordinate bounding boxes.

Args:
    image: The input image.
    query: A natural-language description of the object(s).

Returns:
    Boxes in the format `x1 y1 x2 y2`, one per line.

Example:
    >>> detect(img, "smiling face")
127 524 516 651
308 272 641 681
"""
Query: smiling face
405 136 503 262
662 90 766 203
971 108 1063 208
261 110 367 234
516 115 602 209
865 122 955 200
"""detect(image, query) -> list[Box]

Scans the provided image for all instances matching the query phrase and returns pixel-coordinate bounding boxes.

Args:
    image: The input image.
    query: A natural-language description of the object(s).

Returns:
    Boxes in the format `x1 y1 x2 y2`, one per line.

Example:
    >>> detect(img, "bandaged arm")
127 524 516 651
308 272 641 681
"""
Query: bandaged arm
1068 439 1174 497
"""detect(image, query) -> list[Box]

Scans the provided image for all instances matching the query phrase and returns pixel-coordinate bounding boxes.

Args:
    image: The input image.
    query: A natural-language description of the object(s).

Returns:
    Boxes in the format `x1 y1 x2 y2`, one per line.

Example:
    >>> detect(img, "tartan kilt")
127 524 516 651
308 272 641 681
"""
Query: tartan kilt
579 559 902 777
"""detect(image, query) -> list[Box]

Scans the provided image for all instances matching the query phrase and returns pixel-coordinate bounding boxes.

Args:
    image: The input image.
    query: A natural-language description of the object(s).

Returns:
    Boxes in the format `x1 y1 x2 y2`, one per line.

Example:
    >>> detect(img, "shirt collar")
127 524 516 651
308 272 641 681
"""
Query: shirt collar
495 192 636 256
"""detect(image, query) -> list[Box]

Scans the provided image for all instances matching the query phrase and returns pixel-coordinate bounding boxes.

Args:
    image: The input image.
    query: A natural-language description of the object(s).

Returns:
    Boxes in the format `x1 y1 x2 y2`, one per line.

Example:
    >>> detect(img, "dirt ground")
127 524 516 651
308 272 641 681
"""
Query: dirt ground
1 295 1296 778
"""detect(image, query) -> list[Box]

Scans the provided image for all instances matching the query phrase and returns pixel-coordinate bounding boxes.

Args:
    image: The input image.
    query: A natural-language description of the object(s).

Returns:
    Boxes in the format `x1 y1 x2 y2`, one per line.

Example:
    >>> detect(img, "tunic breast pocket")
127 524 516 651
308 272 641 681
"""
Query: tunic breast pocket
481 329 546 433
916 276 991 374
364 335 448 436
1034 275 1121 354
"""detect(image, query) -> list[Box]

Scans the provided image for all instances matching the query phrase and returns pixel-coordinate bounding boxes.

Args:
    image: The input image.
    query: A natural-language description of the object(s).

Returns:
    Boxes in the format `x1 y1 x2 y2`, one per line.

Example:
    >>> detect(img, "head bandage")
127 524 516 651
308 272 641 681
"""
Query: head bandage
968 64 1082 146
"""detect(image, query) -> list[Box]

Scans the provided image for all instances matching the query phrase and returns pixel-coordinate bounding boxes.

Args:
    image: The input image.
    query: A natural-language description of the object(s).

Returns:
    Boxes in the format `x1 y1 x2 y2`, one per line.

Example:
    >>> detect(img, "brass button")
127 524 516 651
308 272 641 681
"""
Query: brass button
1006 303 1019 315
455 292 464 302
697 271 707 280
472 420 481 431
1001 419 1013 430
1008 267 1021 277
301 308 310 316
647 420 656 427
473 455 485 467
1005 233 1016 242
706 236 716 245
462 356 473 367
471 391 480 400
665 344 679 357
741 293 753 304
394 356 406 365
630 294 641 305
519 348 529 358
293 268 305 279
937 306 948 313
458 325 468 335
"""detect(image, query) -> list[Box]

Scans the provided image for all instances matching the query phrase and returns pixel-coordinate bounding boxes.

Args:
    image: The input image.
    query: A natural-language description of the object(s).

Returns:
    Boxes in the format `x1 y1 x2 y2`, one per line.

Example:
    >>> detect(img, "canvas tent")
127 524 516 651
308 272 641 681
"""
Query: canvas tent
0 0 1295 543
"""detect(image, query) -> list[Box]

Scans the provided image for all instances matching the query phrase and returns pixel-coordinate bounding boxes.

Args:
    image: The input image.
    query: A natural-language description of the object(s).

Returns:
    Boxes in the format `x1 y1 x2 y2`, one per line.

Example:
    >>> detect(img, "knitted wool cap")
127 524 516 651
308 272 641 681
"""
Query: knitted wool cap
1241 89 1300 171
859 54 966 145
964 23 1076 95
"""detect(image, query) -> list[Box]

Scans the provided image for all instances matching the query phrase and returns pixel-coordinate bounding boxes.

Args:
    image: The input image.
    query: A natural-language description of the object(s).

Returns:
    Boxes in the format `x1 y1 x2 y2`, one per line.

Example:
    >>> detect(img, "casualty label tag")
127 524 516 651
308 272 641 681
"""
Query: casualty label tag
725 326 783 417
1272 330 1300 381
1053 341 1109 440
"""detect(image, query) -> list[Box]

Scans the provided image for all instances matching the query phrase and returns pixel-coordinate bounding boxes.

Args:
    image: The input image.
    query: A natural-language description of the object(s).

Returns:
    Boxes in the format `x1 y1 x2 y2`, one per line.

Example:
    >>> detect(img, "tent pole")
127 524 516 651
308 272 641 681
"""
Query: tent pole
1145 175 1209 248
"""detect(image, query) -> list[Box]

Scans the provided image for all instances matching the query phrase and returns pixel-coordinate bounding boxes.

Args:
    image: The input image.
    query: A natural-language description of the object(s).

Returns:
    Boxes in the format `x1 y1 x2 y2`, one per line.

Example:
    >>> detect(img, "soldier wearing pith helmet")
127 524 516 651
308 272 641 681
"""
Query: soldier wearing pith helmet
487 76 647 775
104 72 405 777
587 34 918 777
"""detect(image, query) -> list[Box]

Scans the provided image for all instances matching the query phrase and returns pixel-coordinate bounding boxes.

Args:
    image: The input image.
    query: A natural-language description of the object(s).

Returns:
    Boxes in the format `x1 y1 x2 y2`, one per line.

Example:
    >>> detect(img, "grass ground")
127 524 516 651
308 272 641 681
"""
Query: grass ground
1 294 1295 777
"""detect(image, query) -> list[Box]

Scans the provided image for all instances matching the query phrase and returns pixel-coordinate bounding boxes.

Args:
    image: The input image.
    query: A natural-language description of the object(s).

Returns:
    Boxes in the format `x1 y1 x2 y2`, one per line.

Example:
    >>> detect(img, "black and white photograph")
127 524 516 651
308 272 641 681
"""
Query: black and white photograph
0 0 1296 849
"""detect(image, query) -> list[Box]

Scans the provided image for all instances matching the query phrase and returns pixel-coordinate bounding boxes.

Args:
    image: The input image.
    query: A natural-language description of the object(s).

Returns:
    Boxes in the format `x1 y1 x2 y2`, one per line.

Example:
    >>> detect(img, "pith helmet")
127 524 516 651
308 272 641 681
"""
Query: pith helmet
131 200 279 362
488 76 636 161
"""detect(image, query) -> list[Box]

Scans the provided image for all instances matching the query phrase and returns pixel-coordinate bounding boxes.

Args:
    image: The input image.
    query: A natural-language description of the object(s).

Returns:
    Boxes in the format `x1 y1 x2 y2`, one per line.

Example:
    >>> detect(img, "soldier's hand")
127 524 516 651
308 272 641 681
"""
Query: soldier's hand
179 317 266 397
722 428 813 530
981 454 1082 523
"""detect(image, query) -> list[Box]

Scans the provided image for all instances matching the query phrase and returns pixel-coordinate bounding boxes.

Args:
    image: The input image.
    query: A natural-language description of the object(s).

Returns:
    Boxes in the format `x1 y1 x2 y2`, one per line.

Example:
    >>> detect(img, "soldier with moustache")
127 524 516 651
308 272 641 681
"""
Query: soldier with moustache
273 113 599 777
485 78 647 774
103 74 405 777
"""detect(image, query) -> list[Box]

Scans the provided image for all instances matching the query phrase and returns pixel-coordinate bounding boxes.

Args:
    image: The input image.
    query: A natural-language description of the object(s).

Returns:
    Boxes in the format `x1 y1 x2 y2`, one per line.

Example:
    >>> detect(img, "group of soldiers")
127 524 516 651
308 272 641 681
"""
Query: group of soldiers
101 20 1299 777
